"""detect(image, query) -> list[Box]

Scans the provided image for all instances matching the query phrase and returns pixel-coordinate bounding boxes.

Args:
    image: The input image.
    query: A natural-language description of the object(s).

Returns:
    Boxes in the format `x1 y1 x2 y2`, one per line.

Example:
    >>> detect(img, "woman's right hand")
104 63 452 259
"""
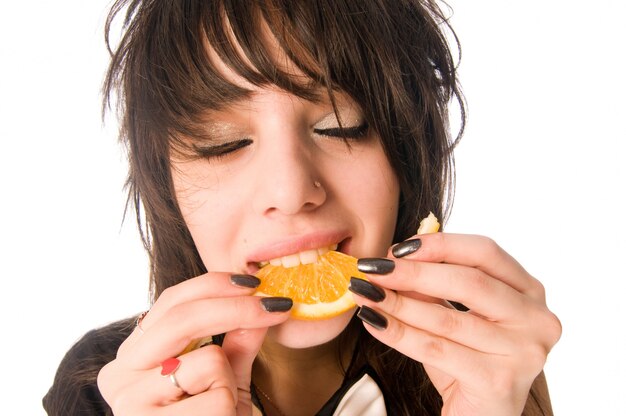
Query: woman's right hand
97 273 292 415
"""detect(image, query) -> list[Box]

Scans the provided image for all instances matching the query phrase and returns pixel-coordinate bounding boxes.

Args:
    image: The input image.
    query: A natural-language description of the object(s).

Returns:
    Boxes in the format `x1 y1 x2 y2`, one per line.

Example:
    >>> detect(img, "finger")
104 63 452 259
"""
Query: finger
365 259 526 321
127 296 291 369
357 306 503 392
391 233 545 300
360 306 547 411
101 345 238 414
119 273 261 355
221 328 268 415
141 273 262 331
351 284 514 354
155 387 236 416
117 345 236 407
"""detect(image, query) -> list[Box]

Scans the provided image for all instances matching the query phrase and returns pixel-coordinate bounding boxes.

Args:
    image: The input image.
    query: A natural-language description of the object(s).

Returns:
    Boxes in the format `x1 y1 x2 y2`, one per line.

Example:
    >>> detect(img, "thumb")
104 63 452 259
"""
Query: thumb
221 328 267 416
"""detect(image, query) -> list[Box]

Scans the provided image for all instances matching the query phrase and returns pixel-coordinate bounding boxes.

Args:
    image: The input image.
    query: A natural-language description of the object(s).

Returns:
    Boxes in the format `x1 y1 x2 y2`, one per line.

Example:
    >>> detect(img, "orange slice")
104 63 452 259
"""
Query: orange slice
255 251 366 320
417 211 440 234
254 213 440 320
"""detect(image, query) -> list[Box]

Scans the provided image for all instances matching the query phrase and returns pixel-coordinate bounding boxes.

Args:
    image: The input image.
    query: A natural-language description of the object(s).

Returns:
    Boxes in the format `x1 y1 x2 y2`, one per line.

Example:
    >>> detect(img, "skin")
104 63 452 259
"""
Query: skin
354 234 562 415
98 83 402 415
172 88 400 347
97 28 561 416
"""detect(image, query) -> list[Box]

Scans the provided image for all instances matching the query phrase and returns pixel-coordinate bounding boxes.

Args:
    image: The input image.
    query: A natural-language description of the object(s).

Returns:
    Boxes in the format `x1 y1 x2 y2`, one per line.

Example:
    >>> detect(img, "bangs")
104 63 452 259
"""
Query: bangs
121 0 379 146
106 0 456 149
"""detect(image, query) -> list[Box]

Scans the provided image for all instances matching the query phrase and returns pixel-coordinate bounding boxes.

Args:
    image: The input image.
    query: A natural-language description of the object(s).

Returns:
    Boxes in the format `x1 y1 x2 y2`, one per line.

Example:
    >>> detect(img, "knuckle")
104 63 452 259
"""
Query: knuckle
544 310 563 347
97 362 141 414
213 387 237 412
429 232 446 256
527 276 547 301
388 292 405 317
108 390 136 415
175 346 233 397
464 268 492 293
237 296 259 321
407 261 424 283
96 362 115 398
384 318 405 345
158 286 175 305
205 345 230 369
421 335 446 361
479 236 502 257
166 303 194 333
437 307 463 337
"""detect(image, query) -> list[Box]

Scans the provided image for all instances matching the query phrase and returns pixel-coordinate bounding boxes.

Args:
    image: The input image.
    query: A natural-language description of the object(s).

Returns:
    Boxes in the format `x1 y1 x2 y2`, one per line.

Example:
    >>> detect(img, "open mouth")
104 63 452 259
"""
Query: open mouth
249 237 351 273
259 243 339 268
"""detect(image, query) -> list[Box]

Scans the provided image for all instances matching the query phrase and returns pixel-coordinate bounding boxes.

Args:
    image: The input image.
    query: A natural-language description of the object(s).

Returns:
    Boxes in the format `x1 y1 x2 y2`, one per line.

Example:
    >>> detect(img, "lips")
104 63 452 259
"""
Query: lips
245 231 350 273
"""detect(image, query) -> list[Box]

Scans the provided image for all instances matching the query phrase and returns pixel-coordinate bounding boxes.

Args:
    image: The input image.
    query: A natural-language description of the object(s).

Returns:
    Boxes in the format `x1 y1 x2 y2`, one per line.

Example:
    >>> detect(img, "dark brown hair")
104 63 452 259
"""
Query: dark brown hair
102 0 464 413
103 0 464 297
40 2 556 415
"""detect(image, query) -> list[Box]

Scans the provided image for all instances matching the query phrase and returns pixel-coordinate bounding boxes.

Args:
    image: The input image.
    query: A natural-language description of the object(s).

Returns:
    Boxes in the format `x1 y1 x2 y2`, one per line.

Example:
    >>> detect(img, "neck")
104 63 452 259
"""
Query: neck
252 334 355 416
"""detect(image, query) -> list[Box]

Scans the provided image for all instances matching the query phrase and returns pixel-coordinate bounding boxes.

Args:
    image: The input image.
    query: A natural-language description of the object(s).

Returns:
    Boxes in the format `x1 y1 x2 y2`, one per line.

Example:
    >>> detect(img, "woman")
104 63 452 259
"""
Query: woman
44 0 561 414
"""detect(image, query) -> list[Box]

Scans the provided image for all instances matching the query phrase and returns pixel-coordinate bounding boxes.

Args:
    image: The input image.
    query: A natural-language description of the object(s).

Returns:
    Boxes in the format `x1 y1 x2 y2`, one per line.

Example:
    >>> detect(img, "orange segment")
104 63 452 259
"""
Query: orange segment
417 212 440 234
254 213 440 321
255 251 366 320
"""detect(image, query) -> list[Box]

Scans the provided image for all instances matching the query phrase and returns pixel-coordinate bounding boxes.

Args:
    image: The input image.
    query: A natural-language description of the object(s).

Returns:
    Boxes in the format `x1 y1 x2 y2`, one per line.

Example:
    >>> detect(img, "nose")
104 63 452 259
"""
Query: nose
251 137 327 217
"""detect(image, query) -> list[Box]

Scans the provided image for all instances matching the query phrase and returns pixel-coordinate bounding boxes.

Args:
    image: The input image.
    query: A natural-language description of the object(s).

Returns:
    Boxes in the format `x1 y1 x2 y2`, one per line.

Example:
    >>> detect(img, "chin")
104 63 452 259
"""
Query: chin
266 307 356 348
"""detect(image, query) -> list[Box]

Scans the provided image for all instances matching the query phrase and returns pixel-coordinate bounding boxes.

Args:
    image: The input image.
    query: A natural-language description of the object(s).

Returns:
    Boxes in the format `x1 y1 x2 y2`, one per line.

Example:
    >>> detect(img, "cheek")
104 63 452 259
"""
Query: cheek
172 165 243 270
366 164 400 244
334 147 400 251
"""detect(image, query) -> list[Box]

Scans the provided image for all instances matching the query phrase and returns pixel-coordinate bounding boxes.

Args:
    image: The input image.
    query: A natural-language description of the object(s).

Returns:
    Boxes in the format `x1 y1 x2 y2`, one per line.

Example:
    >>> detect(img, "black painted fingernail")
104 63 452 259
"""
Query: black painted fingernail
349 277 386 302
392 239 422 258
260 297 293 312
357 305 388 330
357 258 395 274
230 274 261 288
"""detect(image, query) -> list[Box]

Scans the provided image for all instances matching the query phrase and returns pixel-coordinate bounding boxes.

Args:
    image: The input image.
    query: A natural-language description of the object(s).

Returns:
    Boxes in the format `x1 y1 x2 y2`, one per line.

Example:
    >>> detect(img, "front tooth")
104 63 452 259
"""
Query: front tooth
264 244 339 268
317 246 329 256
299 249 319 265
281 253 301 268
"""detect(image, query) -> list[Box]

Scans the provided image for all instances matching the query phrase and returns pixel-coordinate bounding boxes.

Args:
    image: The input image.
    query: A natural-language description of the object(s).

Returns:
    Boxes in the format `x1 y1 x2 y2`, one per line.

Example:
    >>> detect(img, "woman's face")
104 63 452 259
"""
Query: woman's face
171 69 400 348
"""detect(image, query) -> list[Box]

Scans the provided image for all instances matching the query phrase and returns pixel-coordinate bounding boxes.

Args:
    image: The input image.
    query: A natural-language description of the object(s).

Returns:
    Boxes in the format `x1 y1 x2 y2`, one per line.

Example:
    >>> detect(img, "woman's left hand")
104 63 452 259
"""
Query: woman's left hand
350 233 562 416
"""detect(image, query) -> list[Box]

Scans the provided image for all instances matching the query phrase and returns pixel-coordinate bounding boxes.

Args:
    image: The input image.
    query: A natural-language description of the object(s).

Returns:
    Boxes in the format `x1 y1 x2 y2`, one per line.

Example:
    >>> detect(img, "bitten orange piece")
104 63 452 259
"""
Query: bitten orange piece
417 211 440 234
254 213 441 320
255 251 367 320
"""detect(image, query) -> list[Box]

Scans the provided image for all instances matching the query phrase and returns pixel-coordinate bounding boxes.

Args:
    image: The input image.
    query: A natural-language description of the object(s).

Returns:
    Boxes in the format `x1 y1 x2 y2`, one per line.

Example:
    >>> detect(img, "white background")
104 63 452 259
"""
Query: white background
1 1 624 414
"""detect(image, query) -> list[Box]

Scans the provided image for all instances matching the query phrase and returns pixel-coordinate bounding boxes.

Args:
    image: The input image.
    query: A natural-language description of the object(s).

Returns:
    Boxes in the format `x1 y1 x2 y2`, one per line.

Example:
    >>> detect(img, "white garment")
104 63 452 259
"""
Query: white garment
332 373 387 416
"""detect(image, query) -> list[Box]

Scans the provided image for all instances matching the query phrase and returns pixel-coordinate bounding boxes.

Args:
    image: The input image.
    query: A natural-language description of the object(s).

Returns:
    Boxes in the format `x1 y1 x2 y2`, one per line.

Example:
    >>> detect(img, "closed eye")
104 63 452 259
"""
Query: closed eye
313 123 369 139
194 138 253 160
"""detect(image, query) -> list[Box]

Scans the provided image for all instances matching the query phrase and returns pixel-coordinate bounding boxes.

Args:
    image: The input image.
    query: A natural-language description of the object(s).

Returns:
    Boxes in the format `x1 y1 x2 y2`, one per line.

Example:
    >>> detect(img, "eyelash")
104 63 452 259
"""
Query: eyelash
313 123 369 139
194 138 253 160
195 123 369 160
